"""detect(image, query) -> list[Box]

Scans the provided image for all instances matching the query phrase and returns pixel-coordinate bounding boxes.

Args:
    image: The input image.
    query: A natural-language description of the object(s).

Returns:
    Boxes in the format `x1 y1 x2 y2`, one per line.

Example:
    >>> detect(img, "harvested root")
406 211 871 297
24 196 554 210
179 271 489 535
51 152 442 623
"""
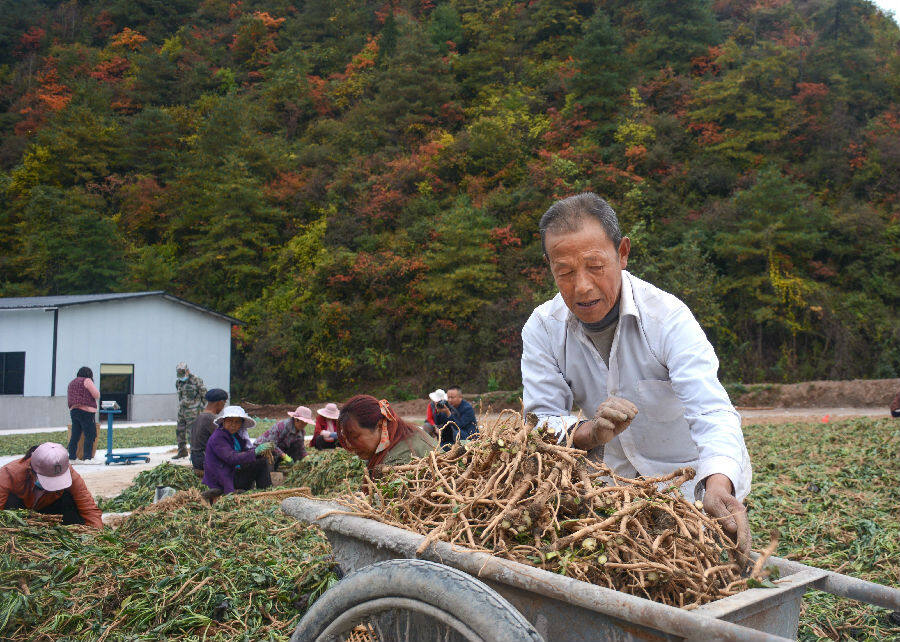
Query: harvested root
335 411 772 608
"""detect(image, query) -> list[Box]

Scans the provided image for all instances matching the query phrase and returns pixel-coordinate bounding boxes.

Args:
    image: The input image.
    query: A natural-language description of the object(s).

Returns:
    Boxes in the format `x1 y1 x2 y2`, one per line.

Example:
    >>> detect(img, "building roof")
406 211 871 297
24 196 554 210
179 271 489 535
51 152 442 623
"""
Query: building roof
0 292 242 324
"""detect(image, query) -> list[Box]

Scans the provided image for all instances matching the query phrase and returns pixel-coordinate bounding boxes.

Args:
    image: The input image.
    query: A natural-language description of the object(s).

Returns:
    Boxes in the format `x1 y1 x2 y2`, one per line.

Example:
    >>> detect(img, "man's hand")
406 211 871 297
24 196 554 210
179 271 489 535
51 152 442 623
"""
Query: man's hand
573 397 638 450
702 473 750 561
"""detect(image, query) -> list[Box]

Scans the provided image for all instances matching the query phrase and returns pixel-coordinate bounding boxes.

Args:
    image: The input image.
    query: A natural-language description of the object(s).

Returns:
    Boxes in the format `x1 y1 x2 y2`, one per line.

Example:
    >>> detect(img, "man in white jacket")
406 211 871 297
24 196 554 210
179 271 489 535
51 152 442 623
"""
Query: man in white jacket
522 192 751 553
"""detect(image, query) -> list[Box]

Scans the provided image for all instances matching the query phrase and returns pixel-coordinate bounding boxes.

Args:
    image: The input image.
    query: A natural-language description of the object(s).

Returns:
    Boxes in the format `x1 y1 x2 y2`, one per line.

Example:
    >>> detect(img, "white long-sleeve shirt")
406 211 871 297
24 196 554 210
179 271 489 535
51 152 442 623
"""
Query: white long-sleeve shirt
521 271 751 501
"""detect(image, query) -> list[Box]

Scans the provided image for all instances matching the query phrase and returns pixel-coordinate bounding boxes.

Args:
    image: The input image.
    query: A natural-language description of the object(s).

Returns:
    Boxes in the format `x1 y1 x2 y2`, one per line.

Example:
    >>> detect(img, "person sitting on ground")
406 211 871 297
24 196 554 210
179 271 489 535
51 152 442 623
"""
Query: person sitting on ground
311 403 340 450
202 406 272 498
435 386 478 449
189 388 229 475
67 366 100 463
337 395 437 472
0 443 102 527
422 389 447 439
254 405 312 466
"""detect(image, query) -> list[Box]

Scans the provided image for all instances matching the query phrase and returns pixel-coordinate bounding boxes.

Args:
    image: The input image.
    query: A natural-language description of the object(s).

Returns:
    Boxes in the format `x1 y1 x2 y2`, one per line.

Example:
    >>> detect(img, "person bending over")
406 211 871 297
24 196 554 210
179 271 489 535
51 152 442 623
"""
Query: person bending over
312 403 340 449
1 442 102 527
337 395 436 472
522 193 752 554
254 405 312 467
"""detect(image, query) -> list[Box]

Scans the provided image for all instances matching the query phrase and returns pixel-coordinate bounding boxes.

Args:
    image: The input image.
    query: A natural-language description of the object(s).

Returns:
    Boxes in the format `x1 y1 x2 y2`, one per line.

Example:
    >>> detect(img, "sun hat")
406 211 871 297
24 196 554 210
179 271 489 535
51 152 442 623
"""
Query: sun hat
215 405 256 430
30 443 73 492
287 405 316 425
428 389 447 403
176 361 188 373
317 403 340 420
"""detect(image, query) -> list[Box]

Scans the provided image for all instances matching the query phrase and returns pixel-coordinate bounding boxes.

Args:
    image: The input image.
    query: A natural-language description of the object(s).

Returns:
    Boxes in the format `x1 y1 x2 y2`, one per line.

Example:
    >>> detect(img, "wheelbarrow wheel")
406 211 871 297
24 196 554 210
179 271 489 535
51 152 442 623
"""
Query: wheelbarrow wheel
292 558 544 642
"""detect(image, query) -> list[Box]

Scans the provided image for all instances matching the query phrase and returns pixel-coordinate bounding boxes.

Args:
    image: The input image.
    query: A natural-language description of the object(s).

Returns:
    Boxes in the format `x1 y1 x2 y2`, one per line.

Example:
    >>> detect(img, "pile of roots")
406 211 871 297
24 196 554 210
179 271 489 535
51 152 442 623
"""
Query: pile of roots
336 411 775 608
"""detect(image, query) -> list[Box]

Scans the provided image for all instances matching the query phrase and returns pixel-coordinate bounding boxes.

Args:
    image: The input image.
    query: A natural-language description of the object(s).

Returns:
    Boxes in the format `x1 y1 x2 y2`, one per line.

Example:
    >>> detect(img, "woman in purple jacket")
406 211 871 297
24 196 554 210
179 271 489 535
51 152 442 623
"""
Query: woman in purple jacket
202 406 272 499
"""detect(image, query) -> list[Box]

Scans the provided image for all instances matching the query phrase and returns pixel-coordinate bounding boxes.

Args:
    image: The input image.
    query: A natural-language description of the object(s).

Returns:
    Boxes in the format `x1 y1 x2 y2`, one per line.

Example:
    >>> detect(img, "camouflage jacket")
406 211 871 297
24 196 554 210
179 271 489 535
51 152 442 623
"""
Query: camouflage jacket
176 373 206 414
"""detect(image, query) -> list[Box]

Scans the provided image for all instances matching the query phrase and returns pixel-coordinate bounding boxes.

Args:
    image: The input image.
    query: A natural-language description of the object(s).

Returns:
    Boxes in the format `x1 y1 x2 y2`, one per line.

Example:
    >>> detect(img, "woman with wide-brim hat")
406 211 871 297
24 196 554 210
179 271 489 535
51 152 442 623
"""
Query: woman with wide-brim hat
312 403 340 450
202 405 273 498
255 406 314 465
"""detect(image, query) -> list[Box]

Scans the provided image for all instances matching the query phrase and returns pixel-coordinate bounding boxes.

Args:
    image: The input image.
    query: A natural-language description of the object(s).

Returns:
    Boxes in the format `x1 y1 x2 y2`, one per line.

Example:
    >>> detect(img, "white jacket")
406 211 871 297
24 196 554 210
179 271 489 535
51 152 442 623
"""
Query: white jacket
521 270 751 501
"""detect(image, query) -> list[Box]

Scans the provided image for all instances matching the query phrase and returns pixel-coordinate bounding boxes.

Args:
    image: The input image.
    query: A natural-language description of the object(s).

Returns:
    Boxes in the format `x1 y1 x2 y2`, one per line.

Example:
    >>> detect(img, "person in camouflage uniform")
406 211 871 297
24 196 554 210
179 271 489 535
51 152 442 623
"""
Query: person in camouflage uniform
174 362 206 459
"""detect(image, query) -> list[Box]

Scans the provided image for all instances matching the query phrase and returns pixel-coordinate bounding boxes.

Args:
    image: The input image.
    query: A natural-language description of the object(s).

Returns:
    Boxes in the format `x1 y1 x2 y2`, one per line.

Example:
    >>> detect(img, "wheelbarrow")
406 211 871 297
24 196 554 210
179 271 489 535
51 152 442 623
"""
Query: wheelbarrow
282 497 900 642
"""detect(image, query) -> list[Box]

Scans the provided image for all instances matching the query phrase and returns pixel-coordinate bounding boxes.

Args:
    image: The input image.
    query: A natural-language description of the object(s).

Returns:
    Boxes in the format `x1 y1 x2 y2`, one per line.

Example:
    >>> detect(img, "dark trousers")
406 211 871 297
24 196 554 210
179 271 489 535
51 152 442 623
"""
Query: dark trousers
67 408 97 460
892 409 900 418
4 490 85 525
233 459 272 491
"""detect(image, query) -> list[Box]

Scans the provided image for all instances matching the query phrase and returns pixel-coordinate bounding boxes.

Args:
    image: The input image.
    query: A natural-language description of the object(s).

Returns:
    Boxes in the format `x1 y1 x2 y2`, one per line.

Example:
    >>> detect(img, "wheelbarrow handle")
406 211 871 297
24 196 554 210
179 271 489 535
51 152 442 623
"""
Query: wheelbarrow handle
766 554 900 610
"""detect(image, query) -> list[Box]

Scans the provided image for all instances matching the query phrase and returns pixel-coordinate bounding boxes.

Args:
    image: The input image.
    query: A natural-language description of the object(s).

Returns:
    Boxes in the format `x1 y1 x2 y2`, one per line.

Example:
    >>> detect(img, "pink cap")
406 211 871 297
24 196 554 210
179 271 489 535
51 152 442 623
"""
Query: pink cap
31 443 73 492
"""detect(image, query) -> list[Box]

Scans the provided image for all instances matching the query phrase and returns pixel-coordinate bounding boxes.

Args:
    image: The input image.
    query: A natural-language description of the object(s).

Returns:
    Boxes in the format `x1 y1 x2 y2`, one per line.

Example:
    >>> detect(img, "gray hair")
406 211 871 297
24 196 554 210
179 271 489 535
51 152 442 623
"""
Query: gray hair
539 192 622 257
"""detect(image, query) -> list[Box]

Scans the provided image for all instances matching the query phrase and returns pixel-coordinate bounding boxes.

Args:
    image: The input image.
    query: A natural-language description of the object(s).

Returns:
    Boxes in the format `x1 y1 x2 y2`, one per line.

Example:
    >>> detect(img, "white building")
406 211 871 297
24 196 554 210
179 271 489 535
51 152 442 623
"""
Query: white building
0 292 240 430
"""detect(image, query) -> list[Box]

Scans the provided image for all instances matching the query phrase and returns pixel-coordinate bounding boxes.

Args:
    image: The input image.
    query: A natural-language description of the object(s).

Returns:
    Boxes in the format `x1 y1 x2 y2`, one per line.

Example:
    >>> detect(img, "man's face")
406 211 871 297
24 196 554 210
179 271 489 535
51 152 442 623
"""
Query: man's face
213 400 227 414
545 217 630 324
448 389 462 408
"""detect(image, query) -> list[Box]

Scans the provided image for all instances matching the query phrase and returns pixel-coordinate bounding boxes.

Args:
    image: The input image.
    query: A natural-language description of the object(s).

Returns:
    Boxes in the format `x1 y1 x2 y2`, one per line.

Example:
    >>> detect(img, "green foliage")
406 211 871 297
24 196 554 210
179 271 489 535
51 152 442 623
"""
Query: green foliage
745 417 900 640
0 1 898 397
96 461 203 511
0 499 338 639
284 448 365 496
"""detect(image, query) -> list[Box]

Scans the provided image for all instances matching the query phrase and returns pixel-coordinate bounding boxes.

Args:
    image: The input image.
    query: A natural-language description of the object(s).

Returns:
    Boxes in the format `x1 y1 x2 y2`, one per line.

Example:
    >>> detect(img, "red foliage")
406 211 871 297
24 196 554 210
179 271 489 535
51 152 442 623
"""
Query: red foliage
489 225 522 249
19 27 46 52
792 82 828 106
94 11 115 36
691 46 722 76
265 172 307 203
541 106 594 148
90 56 131 82
688 121 725 145
110 27 148 50
306 75 332 116
15 58 71 135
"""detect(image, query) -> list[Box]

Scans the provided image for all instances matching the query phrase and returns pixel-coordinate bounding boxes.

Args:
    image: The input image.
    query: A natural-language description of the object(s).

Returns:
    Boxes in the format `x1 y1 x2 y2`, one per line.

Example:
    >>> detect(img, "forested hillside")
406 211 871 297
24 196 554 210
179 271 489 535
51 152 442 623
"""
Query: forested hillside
1 0 898 401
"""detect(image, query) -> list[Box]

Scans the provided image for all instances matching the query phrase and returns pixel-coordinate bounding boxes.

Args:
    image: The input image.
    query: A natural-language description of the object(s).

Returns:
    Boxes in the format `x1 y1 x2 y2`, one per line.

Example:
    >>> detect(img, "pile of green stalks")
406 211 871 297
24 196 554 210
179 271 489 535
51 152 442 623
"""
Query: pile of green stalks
96 462 204 511
285 448 364 496
0 494 339 640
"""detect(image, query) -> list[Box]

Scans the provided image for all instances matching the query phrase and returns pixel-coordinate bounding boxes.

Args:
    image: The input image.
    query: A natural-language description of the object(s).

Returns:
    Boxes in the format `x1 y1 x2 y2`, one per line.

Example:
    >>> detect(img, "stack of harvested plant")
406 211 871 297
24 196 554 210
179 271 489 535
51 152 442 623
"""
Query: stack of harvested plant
285 448 365 496
335 411 775 609
97 462 204 511
0 495 339 641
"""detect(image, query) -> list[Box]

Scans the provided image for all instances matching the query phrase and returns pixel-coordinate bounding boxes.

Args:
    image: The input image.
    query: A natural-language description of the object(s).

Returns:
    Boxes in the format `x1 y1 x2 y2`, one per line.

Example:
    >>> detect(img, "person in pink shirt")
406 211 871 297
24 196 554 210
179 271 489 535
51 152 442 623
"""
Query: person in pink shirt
66 366 100 463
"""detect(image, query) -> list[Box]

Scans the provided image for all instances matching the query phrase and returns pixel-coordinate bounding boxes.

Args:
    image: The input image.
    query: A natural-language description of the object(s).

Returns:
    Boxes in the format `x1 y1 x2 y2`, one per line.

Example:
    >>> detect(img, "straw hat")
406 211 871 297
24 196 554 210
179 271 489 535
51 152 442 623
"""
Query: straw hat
428 389 447 403
215 405 256 430
317 403 340 420
287 405 316 425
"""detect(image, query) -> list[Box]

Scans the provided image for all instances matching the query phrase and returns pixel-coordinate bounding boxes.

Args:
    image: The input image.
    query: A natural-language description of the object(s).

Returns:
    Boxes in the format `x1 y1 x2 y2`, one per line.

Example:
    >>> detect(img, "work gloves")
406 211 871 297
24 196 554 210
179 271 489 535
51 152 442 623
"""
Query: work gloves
255 442 273 456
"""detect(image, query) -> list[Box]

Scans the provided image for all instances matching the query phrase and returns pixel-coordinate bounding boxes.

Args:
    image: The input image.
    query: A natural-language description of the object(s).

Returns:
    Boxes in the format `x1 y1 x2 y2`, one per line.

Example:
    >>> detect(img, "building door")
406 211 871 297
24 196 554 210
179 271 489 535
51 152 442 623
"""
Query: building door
99 364 134 422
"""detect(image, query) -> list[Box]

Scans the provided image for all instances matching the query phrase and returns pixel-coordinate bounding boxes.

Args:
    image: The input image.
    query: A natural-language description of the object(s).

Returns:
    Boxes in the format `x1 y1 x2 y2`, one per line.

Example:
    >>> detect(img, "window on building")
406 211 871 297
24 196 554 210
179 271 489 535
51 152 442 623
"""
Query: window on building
0 352 25 395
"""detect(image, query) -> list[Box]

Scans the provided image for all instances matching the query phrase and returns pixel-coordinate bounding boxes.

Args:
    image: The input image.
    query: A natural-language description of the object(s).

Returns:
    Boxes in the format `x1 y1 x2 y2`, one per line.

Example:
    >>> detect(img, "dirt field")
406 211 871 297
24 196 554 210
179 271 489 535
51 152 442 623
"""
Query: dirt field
241 378 900 418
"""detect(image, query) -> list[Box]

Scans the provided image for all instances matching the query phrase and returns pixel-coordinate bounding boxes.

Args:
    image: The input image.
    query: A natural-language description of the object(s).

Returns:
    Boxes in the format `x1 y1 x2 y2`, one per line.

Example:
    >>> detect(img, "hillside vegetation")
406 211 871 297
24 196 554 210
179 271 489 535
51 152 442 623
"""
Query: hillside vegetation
0 0 898 400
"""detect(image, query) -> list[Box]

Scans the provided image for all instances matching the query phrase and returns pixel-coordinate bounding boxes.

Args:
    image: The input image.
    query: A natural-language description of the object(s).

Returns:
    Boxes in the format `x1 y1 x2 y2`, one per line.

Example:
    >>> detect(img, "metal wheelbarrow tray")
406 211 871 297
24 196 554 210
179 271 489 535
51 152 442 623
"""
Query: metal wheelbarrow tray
283 497 900 641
